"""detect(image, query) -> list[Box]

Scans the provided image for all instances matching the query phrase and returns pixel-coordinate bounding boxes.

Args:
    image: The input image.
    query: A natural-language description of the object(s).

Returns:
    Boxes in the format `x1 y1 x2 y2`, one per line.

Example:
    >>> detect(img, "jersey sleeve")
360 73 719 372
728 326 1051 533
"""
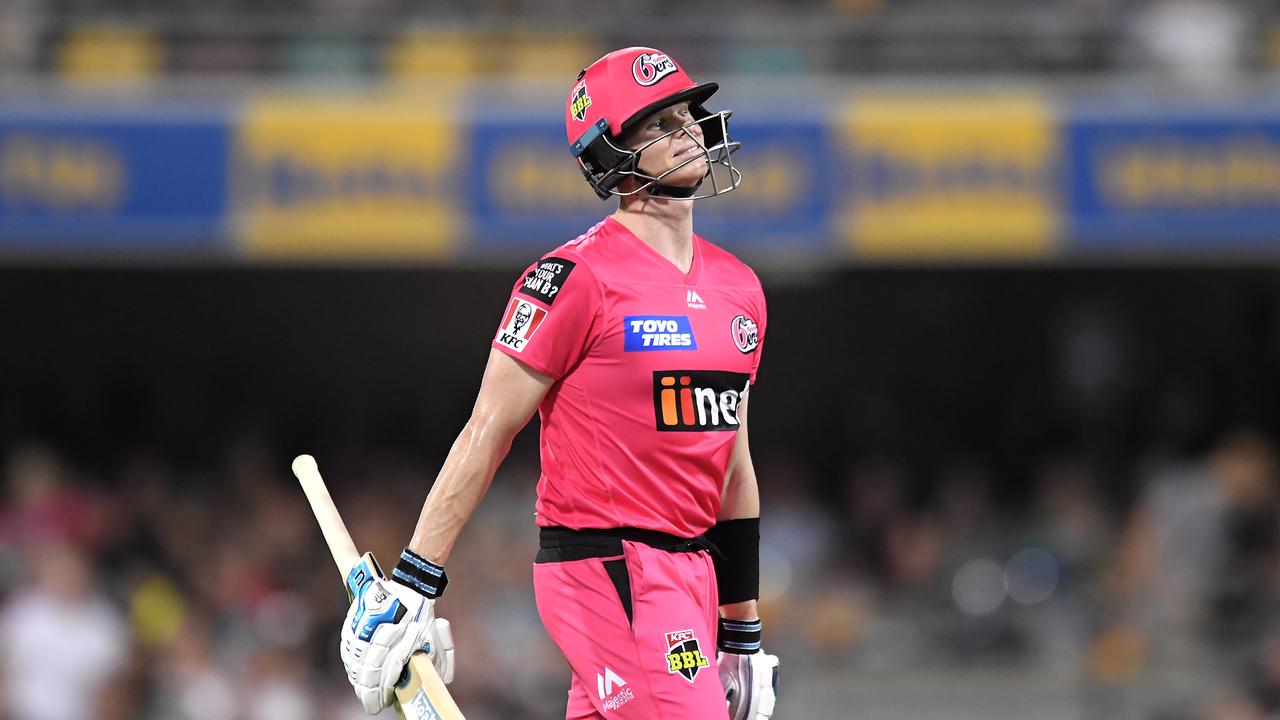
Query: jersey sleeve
748 277 767 384
491 255 603 379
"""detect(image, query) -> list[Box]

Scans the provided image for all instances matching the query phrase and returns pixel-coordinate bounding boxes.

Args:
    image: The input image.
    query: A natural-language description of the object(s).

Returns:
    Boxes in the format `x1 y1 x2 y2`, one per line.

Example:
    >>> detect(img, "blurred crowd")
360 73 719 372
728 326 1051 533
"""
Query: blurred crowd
2 418 1278 719
3 0 1280 87
0 264 1277 720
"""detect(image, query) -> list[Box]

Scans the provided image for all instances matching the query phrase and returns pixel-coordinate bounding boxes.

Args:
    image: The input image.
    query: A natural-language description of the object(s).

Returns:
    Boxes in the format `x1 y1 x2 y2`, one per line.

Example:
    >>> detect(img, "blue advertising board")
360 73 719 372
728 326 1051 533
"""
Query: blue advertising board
0 110 230 255
466 114 832 253
1067 115 1280 252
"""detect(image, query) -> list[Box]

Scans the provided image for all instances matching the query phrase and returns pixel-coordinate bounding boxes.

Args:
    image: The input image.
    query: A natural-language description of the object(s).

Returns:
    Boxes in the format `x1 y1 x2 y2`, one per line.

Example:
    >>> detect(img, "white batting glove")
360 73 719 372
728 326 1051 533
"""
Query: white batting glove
339 552 454 715
717 618 779 720
719 650 779 720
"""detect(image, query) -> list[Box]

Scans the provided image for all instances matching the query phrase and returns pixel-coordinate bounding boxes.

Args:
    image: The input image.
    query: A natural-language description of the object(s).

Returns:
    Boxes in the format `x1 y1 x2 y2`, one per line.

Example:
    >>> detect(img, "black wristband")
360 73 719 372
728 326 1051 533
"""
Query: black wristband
390 548 449 598
706 517 760 605
718 618 763 654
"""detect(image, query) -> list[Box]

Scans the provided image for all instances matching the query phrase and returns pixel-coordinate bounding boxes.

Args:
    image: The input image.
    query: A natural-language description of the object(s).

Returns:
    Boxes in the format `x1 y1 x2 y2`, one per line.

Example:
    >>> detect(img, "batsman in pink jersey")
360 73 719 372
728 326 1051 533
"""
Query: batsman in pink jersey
335 47 779 720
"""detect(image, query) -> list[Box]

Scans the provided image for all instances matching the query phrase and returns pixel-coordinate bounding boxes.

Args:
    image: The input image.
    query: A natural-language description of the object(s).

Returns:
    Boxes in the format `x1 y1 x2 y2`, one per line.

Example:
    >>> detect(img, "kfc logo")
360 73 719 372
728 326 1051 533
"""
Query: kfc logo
496 298 548 353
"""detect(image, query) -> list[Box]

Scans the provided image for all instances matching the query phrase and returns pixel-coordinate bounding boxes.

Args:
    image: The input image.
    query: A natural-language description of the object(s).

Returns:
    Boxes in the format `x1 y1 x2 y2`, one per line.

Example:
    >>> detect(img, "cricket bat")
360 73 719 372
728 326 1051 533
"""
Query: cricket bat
292 454 465 720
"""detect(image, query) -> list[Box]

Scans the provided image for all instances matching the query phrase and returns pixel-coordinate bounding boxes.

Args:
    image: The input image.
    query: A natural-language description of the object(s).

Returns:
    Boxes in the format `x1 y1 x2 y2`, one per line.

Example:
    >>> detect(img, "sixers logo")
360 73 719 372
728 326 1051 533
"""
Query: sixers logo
730 315 759 353
632 52 677 86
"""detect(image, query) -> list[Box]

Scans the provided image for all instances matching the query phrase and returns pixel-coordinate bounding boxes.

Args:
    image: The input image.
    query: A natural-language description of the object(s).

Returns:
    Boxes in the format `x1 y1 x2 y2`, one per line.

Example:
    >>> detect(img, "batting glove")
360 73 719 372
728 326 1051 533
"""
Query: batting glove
339 550 455 715
717 619 779 720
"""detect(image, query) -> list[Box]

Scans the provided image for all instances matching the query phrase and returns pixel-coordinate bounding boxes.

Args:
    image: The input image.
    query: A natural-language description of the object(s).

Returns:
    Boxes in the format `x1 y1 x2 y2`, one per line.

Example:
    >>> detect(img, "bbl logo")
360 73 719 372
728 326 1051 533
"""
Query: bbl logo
631 52 677 86
570 82 592 122
653 370 749 431
664 629 710 682
730 314 759 353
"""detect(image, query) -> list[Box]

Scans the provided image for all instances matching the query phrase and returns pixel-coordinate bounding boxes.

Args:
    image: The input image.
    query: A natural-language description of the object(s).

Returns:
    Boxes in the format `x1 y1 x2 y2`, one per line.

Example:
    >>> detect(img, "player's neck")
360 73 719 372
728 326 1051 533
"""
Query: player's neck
612 197 695 274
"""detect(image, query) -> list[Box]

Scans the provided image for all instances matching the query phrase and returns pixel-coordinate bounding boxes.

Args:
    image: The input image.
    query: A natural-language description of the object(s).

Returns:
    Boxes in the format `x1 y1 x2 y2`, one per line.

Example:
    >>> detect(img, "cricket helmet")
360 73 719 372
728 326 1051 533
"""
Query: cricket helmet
565 47 741 201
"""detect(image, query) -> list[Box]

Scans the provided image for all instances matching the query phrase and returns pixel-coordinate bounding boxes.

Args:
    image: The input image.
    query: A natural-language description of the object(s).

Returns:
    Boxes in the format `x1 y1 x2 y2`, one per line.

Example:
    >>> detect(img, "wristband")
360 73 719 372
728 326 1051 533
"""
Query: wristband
391 548 449 598
718 618 762 654
706 517 759 604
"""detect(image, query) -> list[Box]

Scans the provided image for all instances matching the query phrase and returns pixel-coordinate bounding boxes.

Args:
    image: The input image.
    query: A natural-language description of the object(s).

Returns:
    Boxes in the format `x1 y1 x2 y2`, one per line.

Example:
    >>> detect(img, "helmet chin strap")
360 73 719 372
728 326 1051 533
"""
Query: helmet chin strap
645 181 702 199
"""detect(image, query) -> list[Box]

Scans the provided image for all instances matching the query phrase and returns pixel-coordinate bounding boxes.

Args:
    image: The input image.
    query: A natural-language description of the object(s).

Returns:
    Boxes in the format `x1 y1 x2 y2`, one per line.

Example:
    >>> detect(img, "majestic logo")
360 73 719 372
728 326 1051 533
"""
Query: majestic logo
570 82 592 122
519 256 576 305
624 315 697 351
730 314 759 353
686 290 706 310
632 52 677 87
653 370 750 432
664 629 710 683
495 298 547 353
596 667 633 711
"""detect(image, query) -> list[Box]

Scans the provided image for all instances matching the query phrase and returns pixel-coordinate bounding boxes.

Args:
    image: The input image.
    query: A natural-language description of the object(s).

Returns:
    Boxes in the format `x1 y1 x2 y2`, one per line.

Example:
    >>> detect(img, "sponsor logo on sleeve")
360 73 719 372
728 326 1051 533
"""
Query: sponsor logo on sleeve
518 256 577 305
663 629 710 683
730 314 759 353
652 370 750 432
632 52 677 86
623 315 697 351
570 82 592 122
495 298 547 353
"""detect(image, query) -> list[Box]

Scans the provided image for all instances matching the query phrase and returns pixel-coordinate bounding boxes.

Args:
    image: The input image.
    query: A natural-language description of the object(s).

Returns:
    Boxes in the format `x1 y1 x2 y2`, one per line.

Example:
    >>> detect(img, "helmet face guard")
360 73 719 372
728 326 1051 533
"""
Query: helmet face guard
564 47 743 202
572 110 742 201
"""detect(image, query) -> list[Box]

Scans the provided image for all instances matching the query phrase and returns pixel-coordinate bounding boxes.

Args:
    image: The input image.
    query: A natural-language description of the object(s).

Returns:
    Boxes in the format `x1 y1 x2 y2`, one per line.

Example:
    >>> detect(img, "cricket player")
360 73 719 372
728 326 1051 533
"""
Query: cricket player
339 47 779 719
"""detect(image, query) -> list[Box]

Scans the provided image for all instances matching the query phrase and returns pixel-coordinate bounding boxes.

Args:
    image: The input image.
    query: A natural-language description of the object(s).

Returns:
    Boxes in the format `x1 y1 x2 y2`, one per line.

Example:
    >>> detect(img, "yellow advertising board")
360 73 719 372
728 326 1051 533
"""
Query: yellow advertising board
237 94 460 259
839 94 1059 259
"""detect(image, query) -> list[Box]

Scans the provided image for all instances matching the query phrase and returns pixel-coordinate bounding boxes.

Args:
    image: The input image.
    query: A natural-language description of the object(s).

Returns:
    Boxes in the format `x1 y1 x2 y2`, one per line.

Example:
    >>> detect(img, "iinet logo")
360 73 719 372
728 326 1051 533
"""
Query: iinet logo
686 290 706 310
597 668 634 712
652 370 750 432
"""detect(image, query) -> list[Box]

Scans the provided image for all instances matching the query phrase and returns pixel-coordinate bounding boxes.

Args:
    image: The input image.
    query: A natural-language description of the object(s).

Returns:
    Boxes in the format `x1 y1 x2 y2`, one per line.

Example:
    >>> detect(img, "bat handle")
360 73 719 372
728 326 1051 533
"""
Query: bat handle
292 453 361 576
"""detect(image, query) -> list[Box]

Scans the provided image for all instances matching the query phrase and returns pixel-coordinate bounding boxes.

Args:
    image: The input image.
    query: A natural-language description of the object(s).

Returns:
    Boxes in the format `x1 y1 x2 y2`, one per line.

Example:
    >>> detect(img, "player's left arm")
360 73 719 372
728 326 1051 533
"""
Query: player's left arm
713 394 779 720
717 393 760 620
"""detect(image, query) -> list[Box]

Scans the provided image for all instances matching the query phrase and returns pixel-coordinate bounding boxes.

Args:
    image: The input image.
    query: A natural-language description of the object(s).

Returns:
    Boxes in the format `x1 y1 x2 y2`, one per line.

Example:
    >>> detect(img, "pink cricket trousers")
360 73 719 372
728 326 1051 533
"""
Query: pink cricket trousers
533 527 729 719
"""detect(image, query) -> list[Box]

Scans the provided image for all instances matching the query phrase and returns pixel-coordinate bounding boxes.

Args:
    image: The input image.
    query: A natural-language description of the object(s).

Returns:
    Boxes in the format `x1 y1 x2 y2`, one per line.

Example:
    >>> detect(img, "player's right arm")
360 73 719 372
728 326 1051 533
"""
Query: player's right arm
413 252 599 562
338 348 551 714
408 347 553 564
340 253 598 714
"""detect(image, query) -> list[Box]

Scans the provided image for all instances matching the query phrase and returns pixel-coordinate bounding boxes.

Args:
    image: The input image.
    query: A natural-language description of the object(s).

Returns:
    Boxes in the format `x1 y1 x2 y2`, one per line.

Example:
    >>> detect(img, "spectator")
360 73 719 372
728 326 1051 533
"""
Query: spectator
0 542 128 720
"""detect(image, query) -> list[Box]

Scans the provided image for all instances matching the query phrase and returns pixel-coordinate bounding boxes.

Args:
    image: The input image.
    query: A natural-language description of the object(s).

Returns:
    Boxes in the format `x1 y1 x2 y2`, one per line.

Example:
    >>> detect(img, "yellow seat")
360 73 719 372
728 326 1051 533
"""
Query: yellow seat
55 25 163 84
500 33 595 80
386 29 481 80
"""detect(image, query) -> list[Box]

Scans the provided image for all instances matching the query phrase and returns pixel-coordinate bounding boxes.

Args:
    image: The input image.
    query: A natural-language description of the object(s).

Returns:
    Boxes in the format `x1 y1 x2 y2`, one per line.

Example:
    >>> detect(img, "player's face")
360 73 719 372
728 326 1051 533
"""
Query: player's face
625 102 708 187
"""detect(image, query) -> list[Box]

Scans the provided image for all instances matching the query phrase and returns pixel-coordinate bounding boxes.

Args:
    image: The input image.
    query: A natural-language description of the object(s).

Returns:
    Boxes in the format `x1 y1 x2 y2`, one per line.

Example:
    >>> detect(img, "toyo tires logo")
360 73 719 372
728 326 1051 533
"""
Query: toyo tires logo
632 52 677 86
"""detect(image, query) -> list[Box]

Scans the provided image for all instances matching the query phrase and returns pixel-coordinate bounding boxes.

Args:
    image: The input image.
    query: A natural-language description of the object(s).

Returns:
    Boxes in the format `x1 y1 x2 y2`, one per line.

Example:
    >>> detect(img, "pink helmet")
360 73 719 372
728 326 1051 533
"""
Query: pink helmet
565 47 741 200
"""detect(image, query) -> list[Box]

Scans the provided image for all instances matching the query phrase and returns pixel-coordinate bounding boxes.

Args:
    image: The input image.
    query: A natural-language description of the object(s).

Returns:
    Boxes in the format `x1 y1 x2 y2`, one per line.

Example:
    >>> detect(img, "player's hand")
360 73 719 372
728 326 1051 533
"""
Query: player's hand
717 618 778 720
339 554 454 714
718 649 779 720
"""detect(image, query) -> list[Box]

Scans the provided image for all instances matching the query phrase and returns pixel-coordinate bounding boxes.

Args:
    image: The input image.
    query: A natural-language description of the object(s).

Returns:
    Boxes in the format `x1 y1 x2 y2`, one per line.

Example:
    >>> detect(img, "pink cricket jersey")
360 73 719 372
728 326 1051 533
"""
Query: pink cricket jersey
491 216 767 537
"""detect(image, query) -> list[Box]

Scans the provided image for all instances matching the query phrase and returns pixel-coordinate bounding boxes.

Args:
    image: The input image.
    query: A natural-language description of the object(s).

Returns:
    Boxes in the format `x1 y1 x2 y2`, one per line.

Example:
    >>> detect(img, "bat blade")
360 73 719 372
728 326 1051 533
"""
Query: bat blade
395 651 463 720
291 454 466 720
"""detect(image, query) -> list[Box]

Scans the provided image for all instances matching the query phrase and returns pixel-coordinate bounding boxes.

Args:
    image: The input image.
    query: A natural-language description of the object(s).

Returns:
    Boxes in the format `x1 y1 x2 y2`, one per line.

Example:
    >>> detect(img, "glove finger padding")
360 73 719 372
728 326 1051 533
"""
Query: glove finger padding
719 650 779 720
428 618 456 684
341 573 438 714
372 590 447 703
